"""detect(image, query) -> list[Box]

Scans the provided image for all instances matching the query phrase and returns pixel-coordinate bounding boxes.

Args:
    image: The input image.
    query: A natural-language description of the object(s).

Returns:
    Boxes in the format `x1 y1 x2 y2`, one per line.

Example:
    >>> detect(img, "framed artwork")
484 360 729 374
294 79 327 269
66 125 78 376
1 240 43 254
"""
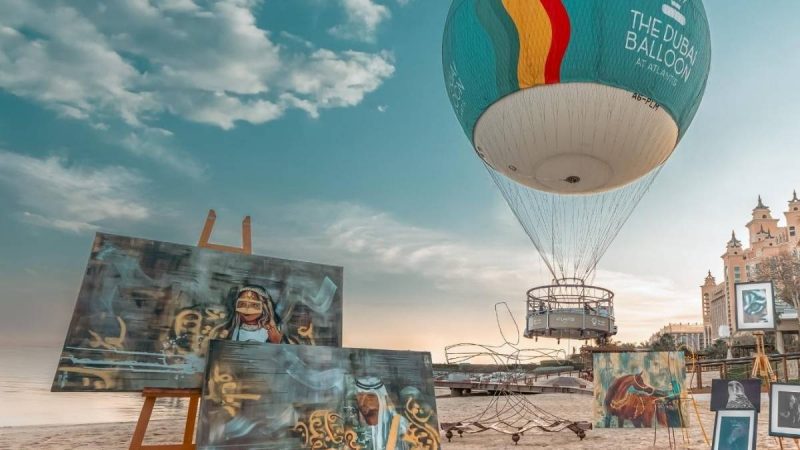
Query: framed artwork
734 281 776 331
710 379 761 411
770 383 800 438
713 409 757 450
52 233 343 392
197 340 440 450
593 351 687 428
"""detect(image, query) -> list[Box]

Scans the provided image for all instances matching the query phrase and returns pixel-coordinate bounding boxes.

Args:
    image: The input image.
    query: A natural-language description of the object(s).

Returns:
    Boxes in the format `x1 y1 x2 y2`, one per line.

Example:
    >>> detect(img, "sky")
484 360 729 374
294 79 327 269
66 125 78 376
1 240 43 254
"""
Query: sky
1 0 800 362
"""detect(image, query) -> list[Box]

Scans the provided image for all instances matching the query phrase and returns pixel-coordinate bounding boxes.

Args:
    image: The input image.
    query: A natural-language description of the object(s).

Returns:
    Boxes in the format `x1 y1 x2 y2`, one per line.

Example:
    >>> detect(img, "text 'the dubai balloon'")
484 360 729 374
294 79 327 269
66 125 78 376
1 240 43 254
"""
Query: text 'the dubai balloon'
443 0 711 280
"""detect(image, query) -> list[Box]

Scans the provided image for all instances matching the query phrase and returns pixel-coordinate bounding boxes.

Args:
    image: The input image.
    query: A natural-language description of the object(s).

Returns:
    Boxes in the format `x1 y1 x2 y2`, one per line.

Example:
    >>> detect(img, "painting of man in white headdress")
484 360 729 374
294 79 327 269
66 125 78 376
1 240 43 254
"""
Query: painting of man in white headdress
355 377 410 450
197 342 441 450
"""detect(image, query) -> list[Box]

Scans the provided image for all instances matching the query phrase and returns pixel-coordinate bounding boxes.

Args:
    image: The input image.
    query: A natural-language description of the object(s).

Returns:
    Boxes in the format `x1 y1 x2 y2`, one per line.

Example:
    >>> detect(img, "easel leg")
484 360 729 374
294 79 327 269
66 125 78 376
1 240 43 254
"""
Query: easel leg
689 397 709 445
130 396 156 450
652 405 658 447
182 396 199 448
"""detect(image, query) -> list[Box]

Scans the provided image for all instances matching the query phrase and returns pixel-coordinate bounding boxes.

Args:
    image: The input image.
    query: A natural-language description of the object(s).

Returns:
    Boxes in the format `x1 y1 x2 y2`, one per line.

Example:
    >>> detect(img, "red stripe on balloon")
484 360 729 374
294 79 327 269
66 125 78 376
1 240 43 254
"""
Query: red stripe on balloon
541 0 570 84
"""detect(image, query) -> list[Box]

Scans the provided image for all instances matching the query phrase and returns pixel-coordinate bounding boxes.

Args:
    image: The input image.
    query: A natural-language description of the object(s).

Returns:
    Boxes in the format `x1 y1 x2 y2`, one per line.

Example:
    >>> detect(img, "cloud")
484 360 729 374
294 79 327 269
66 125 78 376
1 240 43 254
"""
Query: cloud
284 50 395 118
168 93 284 131
120 128 207 178
0 150 149 233
377 105 388 112
594 270 699 342
0 1 394 129
329 0 391 43
0 1 395 169
244 202 539 295
0 3 155 127
225 201 700 346
21 212 100 234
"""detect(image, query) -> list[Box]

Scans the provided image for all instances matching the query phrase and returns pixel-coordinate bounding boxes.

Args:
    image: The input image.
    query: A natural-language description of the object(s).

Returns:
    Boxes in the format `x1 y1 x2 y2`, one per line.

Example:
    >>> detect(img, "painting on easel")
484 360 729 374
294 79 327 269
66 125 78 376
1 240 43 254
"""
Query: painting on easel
197 340 440 450
52 232 343 392
593 351 688 428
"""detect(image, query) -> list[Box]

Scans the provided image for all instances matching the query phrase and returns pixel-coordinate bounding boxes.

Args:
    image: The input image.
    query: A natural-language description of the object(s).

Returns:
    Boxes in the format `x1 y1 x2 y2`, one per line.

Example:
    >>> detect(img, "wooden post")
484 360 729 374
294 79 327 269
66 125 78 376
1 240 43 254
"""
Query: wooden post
695 361 702 390
784 355 790 382
183 395 200 446
130 395 156 449
130 210 252 450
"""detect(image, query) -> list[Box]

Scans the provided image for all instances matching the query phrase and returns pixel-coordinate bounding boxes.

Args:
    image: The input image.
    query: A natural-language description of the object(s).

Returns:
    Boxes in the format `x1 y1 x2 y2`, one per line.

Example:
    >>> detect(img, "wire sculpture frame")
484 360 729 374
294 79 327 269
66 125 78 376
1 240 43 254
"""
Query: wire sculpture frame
440 303 592 444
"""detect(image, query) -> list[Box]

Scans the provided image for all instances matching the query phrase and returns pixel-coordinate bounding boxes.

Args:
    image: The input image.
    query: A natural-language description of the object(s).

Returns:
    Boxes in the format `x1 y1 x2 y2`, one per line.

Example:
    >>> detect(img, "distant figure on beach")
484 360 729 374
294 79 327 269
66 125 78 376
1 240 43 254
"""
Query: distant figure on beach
220 285 283 343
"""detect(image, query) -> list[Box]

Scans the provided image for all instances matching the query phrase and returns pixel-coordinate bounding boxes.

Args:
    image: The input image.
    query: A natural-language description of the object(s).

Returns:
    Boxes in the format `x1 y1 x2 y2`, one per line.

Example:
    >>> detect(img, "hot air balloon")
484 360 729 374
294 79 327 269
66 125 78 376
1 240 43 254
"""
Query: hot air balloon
443 0 711 341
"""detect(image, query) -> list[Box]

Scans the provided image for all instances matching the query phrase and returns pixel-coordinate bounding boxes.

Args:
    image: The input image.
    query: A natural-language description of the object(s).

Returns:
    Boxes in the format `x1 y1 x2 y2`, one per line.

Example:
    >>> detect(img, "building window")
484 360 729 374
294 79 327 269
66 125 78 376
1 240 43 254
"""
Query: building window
791 226 796 237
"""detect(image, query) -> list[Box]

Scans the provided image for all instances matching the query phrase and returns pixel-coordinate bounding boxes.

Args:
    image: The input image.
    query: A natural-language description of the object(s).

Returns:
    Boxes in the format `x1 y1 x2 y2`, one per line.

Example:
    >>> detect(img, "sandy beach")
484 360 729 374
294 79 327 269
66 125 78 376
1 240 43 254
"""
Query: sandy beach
0 391 788 450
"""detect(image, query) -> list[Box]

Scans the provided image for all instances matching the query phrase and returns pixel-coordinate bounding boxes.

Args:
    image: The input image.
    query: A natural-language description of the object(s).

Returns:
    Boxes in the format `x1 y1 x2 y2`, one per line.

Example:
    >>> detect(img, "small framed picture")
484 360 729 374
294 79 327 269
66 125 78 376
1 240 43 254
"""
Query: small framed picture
735 281 776 331
770 383 800 437
711 379 761 411
713 409 757 450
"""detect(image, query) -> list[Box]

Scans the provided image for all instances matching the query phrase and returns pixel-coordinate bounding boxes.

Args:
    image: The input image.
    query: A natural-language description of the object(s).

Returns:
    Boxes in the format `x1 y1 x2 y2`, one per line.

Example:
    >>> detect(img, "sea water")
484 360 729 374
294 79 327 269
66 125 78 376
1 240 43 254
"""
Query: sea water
0 345 187 427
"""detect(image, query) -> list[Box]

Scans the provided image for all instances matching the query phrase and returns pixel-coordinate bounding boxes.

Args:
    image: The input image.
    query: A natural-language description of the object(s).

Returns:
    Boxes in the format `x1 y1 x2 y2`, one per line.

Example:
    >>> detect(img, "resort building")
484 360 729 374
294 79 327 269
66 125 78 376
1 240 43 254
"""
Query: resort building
648 323 706 352
701 193 800 350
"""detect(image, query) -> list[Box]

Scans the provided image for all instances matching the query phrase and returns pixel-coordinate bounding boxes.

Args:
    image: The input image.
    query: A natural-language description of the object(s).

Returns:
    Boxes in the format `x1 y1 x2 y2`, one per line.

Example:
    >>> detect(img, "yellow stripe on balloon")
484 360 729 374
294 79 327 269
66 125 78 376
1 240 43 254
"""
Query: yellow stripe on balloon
502 0 552 88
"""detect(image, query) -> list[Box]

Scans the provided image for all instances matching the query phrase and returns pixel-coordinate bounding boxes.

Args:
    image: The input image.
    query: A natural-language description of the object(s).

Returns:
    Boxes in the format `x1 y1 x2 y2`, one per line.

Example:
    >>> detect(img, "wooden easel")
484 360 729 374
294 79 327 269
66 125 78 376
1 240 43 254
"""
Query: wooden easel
129 210 252 450
752 331 776 383
130 388 201 450
749 331 800 450
653 351 708 449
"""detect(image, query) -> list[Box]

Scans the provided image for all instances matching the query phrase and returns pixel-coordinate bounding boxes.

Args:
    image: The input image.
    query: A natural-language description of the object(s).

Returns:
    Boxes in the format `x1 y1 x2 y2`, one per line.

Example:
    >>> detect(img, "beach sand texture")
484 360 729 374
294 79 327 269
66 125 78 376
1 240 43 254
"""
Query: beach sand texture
0 392 787 449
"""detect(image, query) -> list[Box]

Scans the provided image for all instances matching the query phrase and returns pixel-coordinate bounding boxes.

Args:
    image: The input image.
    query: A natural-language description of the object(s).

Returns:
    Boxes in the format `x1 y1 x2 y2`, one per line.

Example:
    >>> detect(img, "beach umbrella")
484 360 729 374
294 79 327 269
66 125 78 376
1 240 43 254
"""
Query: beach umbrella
443 0 711 280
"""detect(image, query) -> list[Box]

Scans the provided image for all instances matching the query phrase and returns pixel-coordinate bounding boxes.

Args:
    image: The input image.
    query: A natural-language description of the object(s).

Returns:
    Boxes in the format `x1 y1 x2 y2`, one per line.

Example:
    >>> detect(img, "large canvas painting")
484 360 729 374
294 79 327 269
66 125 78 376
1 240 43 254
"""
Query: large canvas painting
593 351 687 428
52 233 343 392
197 340 440 450
735 281 776 331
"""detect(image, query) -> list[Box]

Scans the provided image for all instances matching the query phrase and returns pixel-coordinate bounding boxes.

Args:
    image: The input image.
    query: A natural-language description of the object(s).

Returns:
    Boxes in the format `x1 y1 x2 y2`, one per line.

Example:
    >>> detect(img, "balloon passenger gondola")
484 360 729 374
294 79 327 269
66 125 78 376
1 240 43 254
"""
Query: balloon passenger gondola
525 278 616 344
